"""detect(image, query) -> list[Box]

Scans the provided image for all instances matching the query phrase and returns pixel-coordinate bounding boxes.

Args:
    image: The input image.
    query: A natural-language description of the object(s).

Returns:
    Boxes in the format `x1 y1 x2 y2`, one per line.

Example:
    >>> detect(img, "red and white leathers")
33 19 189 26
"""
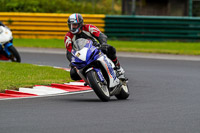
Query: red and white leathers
64 24 118 64
64 24 101 53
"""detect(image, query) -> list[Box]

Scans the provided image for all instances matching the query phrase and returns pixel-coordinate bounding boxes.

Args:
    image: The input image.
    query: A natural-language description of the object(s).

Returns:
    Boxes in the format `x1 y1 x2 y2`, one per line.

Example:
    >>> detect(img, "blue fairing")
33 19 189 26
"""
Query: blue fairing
0 45 2 51
71 40 101 69
0 42 13 56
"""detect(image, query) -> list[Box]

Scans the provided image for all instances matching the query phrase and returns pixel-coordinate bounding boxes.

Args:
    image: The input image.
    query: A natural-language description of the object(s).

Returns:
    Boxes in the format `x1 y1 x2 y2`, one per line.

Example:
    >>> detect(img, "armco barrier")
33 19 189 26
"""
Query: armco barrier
105 15 200 41
0 12 105 39
1 12 200 41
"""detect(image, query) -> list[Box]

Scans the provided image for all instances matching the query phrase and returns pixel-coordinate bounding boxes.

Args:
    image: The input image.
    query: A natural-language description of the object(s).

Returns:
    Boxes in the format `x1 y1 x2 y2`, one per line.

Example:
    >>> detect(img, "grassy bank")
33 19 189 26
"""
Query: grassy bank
14 38 200 55
0 62 72 92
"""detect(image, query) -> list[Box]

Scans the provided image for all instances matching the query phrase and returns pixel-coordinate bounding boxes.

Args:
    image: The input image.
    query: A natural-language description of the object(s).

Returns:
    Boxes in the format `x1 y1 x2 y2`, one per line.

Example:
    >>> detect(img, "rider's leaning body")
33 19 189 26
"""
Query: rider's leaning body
64 13 125 80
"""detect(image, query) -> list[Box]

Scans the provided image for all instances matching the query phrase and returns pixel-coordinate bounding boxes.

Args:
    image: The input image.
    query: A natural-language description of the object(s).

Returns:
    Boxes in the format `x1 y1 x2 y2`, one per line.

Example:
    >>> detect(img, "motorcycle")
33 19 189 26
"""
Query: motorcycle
71 38 129 102
0 26 21 62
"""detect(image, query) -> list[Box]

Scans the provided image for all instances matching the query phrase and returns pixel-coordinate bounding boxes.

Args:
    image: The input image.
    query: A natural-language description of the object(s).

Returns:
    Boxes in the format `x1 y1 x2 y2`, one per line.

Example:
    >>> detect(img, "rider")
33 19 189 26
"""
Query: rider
64 13 125 80
0 21 13 43
0 21 12 59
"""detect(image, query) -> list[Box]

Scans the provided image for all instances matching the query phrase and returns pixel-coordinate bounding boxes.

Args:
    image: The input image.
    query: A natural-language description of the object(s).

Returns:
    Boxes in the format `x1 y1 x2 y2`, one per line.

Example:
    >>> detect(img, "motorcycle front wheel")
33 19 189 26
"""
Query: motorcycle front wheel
86 70 110 102
8 45 21 62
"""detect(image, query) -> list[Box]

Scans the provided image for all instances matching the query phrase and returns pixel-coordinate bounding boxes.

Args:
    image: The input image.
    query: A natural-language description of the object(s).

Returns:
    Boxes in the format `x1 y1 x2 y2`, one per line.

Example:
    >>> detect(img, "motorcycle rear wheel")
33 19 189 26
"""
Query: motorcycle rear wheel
86 70 110 102
8 46 21 62
115 80 129 100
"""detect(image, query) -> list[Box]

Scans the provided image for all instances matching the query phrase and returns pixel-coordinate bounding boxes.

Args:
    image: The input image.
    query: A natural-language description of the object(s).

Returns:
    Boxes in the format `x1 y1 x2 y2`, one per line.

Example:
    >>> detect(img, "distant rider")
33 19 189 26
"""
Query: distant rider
0 21 13 43
0 21 5 27
64 13 125 80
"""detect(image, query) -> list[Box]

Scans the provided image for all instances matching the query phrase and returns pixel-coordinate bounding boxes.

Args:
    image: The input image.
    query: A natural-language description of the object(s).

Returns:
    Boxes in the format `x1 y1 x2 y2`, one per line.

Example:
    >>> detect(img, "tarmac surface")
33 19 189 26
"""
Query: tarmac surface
0 48 200 133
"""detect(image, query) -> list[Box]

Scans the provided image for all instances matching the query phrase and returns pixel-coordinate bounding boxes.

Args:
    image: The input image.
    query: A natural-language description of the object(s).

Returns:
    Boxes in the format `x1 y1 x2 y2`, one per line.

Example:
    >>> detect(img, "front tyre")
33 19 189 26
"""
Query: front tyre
115 81 129 100
86 70 110 102
8 46 21 62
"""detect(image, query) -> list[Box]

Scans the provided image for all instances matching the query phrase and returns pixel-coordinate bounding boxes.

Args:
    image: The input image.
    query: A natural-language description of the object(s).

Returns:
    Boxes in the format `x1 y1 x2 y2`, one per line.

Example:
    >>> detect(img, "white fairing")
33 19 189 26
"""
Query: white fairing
74 47 88 61
0 26 13 45
97 55 120 88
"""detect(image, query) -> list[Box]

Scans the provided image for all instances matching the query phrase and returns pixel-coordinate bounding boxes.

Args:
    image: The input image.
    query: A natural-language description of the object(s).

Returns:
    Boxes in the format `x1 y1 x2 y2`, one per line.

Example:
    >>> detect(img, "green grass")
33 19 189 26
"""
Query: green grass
108 40 200 55
14 38 200 55
0 62 72 92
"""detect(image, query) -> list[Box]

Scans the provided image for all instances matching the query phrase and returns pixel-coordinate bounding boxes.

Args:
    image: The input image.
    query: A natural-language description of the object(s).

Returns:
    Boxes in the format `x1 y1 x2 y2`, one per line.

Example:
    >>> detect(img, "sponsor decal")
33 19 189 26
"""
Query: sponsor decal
104 63 112 78
76 52 81 57
103 56 116 80
96 70 104 82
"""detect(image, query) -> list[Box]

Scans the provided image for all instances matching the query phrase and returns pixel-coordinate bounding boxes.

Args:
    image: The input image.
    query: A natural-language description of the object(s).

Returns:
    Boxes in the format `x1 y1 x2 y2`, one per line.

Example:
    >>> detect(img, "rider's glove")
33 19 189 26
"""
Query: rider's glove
99 43 108 53
93 41 100 47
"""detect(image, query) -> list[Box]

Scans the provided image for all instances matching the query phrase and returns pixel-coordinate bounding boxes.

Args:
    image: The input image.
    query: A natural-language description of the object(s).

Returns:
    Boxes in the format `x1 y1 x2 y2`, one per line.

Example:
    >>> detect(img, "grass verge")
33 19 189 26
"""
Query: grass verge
0 62 72 92
14 38 200 55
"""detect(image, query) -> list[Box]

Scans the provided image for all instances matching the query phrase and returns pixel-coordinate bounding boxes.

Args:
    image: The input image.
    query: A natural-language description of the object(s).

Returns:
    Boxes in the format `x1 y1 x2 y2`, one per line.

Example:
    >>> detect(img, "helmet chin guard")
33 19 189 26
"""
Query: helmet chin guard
71 28 79 34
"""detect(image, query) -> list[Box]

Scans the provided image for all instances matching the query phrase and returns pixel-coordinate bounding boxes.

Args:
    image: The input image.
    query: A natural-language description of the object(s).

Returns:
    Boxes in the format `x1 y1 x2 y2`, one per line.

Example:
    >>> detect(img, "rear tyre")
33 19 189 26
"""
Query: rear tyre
86 70 110 102
8 46 21 62
115 81 129 100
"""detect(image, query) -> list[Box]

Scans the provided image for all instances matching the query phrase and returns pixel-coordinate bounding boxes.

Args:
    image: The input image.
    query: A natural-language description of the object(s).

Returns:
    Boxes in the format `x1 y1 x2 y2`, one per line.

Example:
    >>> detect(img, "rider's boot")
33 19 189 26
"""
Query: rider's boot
112 58 127 80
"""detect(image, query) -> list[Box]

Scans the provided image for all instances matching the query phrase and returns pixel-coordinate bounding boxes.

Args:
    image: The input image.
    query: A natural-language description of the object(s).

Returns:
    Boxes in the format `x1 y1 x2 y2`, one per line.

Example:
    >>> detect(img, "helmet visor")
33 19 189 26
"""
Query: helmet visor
68 23 81 34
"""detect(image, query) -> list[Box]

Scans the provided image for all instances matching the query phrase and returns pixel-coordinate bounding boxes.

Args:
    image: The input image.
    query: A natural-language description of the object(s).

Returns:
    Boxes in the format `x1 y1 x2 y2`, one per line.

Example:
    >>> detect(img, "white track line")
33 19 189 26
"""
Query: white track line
117 52 200 61
17 47 200 61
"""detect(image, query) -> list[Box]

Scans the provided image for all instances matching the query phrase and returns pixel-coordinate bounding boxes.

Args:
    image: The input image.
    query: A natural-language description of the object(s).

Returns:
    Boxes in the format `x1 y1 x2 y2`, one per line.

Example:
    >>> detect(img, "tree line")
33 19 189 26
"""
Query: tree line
0 0 121 14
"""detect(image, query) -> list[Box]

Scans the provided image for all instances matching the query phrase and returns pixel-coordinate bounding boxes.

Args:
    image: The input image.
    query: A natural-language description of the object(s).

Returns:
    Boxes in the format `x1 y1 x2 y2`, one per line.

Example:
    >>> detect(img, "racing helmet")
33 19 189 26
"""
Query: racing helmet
67 13 83 34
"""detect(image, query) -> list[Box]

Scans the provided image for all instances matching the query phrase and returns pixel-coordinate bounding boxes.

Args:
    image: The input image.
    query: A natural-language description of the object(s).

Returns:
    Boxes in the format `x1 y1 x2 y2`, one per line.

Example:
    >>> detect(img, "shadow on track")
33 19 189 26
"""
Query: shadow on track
56 98 121 103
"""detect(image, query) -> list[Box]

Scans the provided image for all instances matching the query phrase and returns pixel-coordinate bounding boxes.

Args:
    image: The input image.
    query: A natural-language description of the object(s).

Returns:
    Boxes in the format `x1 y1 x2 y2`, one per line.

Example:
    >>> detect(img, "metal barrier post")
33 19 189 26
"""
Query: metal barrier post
189 0 193 16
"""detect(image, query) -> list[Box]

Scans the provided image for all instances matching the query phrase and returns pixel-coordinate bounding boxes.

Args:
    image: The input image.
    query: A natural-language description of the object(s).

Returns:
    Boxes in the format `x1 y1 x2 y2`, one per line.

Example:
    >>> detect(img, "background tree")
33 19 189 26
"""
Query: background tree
0 0 121 14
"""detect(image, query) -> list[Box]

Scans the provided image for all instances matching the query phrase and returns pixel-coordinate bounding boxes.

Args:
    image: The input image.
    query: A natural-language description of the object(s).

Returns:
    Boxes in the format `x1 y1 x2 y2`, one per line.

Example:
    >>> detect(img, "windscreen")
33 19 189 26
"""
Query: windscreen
73 38 89 51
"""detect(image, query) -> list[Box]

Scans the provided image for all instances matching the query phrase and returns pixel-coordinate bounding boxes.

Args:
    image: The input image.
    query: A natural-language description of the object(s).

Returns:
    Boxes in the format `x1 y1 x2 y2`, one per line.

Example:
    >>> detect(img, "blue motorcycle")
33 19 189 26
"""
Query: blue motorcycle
0 26 21 62
71 38 129 102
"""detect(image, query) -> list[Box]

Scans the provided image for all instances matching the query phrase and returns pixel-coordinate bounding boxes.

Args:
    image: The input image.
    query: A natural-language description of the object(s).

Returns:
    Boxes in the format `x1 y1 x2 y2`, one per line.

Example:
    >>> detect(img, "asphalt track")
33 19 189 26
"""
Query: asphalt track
0 50 200 133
